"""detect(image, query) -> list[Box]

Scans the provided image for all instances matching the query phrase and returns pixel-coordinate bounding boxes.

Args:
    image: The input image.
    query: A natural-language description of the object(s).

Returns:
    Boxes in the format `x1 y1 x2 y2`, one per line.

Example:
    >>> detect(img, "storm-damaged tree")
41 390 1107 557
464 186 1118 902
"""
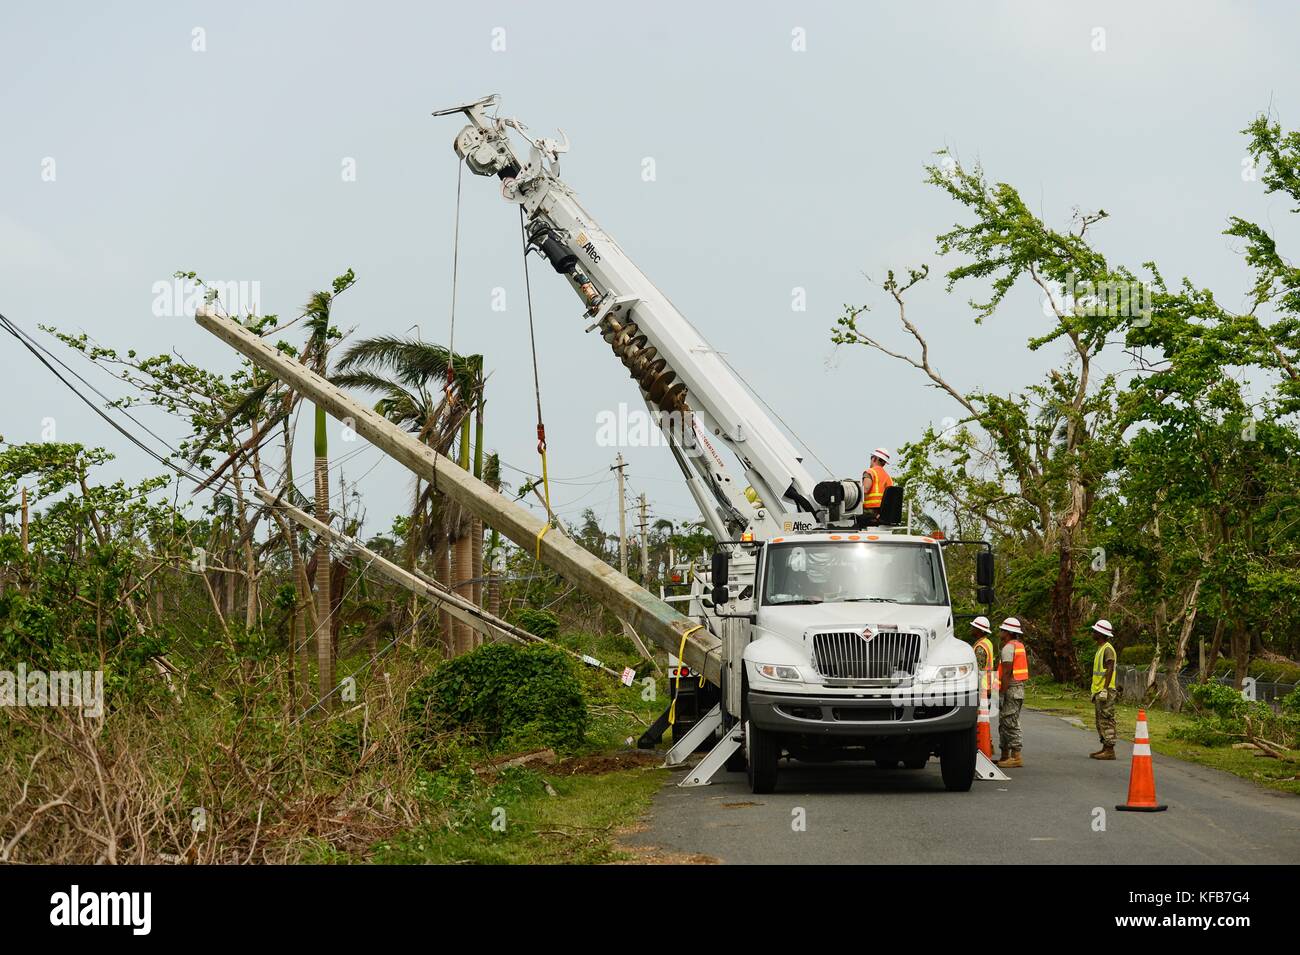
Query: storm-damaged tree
833 156 1137 682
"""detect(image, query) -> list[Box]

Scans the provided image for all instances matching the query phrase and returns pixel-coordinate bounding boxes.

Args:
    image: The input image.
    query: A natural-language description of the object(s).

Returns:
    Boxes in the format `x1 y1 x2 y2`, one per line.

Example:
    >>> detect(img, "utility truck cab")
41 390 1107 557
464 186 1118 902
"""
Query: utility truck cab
710 530 982 793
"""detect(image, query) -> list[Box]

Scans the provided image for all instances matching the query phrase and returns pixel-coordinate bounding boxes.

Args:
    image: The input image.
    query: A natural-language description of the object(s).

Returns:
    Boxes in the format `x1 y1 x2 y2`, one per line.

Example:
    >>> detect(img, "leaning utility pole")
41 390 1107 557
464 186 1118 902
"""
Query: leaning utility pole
638 492 650 581
196 309 722 683
612 453 628 576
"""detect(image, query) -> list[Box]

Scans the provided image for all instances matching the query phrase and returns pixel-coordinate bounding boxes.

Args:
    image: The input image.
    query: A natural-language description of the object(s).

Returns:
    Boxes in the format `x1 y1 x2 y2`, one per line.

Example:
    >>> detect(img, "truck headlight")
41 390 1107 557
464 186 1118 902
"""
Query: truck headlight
755 663 802 682
917 663 974 682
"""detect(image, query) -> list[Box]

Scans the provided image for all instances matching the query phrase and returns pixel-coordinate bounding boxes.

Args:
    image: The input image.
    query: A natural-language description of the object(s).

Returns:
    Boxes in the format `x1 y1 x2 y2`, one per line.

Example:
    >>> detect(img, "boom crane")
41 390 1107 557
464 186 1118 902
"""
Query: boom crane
433 96 987 794
433 94 831 546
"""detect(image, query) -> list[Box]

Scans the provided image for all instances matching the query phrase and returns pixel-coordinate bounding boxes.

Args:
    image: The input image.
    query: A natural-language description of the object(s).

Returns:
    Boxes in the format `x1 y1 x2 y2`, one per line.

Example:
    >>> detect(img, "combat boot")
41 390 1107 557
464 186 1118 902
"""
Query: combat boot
1090 745 1116 761
996 749 1022 769
1089 746 1107 757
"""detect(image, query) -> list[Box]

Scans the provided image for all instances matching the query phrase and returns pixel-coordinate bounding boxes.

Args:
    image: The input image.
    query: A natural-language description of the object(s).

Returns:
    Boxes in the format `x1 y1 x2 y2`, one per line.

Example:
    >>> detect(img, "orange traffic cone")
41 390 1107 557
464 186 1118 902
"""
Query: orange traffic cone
1115 709 1167 812
976 690 994 760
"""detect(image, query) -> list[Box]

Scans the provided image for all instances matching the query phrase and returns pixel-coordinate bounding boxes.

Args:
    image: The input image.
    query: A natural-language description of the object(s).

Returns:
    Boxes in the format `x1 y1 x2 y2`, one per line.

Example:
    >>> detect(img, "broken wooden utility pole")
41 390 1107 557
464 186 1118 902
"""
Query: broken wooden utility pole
197 309 722 684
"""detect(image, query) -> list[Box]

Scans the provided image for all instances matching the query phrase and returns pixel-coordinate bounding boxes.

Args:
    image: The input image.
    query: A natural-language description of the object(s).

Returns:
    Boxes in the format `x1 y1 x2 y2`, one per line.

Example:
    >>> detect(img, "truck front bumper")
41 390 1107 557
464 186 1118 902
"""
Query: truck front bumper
747 689 977 738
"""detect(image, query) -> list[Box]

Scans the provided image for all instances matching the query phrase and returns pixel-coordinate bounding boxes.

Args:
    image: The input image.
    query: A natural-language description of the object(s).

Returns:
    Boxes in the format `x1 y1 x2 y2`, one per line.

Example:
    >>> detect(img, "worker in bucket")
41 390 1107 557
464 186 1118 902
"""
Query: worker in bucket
1089 619 1119 760
861 447 894 518
970 615 997 704
995 617 1029 769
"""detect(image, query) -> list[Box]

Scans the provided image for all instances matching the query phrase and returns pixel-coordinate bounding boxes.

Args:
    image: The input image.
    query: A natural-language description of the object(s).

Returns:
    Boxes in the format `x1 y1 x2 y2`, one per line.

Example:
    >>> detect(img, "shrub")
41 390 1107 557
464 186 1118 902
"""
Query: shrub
1188 681 1248 719
512 608 560 641
1282 686 1300 717
1268 662 1300 685
405 642 587 754
1169 716 1237 748
1209 656 1300 685
1119 643 1154 667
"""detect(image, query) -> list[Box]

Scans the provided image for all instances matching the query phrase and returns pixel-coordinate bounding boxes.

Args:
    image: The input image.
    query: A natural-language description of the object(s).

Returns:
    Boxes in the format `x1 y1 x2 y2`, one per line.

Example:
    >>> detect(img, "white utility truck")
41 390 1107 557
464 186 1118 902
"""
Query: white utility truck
436 95 992 793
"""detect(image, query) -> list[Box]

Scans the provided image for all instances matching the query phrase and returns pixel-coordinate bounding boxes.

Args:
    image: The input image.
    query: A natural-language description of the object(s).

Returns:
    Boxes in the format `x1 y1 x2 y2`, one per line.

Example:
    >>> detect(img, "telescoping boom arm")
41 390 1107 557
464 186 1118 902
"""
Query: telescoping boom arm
434 95 832 544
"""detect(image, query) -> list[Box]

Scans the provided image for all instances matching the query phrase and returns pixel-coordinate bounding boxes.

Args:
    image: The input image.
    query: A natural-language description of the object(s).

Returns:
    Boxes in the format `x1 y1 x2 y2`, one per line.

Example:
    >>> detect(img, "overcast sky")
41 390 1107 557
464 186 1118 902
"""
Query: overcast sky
2 1 1297 540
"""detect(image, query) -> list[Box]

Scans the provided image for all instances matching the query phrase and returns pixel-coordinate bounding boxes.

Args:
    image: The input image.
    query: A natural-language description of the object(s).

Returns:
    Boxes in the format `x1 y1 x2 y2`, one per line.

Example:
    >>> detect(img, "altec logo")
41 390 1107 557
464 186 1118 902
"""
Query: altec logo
49 885 151 935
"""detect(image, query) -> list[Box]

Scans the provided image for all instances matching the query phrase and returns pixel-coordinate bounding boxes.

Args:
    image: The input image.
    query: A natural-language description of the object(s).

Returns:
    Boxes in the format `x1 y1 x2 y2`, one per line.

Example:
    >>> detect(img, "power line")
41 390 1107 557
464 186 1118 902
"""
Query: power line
1 312 210 485
2 311 385 519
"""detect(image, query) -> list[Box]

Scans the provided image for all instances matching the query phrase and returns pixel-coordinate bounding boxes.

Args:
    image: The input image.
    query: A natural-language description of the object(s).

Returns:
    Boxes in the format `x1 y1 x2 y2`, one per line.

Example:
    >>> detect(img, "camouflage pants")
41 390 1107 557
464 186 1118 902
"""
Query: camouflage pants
998 689 1024 751
1093 689 1116 746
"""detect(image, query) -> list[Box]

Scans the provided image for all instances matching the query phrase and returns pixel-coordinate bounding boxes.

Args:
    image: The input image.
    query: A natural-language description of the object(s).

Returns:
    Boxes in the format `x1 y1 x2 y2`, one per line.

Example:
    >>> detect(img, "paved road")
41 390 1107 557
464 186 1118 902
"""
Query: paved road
625 708 1300 864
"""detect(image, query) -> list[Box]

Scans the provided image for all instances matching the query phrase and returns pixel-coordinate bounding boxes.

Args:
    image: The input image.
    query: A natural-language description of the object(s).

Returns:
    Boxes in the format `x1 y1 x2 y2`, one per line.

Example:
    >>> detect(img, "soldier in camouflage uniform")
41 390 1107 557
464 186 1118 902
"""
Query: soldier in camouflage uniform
996 618 1029 768
1090 619 1118 760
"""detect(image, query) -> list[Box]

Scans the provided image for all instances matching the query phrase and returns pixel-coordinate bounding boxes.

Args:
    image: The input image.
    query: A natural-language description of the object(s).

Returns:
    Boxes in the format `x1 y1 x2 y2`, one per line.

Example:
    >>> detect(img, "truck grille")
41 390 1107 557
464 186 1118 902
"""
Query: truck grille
811 630 922 682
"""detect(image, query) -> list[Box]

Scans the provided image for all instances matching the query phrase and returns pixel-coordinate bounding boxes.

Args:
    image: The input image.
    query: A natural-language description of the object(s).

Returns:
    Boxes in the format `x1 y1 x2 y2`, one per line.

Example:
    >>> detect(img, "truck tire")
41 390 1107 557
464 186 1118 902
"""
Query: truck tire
940 724 977 792
745 720 779 793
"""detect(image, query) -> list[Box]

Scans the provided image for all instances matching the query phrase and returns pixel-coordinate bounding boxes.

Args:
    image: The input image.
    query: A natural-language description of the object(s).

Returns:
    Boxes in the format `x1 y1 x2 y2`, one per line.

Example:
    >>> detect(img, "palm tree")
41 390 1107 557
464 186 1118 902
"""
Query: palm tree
332 335 486 654
300 287 344 704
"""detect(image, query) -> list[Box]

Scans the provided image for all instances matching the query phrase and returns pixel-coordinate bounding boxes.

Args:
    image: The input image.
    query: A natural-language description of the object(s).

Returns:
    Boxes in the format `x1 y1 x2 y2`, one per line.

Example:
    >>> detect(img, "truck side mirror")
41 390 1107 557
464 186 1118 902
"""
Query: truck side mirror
976 551 995 587
976 586 994 605
711 551 730 605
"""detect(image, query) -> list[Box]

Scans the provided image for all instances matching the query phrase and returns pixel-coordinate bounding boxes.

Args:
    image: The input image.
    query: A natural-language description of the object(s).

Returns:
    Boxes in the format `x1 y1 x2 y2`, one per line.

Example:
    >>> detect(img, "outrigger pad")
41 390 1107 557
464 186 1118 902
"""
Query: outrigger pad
975 751 1010 781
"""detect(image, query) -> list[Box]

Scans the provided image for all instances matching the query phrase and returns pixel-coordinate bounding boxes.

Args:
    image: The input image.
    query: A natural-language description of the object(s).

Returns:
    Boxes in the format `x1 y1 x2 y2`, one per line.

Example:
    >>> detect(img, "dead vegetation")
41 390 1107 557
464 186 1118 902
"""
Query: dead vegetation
0 655 441 864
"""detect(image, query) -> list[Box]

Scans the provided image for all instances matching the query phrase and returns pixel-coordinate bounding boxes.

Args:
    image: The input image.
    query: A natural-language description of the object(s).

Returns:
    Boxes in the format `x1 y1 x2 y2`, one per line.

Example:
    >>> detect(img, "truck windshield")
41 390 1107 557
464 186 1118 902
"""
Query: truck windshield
762 541 948 607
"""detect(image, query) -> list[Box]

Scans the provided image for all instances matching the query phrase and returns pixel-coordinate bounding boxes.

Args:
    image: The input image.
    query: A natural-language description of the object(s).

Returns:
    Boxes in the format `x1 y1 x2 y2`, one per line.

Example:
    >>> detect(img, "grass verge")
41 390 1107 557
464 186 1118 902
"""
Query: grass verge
368 755 667 864
1024 680 1300 795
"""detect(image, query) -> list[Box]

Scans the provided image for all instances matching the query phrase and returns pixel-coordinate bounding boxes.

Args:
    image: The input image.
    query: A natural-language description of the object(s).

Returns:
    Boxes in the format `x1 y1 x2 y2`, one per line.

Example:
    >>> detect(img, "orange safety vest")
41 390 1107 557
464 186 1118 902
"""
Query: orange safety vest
974 635 999 695
1000 639 1029 685
864 464 894 509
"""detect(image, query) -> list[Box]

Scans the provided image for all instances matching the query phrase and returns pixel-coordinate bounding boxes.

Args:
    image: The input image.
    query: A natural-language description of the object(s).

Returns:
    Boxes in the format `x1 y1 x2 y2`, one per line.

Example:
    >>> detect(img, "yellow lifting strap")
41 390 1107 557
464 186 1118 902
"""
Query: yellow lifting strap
667 625 704 725
534 442 553 560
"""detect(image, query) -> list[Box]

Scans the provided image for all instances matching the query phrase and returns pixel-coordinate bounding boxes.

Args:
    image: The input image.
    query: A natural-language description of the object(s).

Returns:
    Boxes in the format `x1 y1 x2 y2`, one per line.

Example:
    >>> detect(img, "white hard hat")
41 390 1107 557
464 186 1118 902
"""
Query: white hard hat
970 615 991 634
872 447 891 463
999 617 1023 635
1092 618 1114 638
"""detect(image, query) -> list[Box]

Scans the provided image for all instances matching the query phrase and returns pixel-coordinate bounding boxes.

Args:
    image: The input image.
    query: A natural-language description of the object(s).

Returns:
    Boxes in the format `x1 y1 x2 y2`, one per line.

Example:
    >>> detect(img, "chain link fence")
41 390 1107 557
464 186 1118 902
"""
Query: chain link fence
1116 665 1296 713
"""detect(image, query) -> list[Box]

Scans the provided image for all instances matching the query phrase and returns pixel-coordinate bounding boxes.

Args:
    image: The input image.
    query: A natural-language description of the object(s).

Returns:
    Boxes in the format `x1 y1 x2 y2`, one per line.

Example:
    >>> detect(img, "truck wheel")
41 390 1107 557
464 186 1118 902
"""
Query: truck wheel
940 725 977 792
745 720 779 793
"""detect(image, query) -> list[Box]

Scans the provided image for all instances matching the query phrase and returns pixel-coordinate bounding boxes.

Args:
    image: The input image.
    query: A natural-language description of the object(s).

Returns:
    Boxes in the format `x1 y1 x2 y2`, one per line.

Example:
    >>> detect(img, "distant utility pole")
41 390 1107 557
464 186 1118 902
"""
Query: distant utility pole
20 486 28 554
638 492 650 580
612 453 628 576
